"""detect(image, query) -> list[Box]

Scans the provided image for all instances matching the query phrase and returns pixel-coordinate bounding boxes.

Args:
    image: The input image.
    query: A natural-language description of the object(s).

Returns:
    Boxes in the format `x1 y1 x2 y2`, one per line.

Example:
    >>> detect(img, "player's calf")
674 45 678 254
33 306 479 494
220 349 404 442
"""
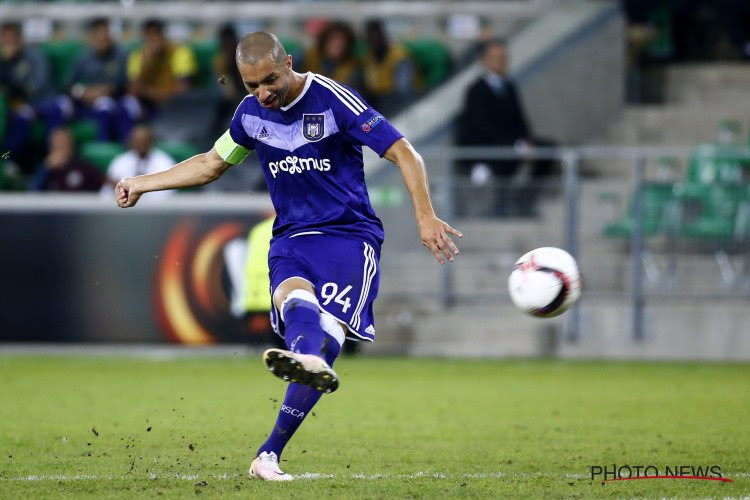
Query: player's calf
280 289 331 356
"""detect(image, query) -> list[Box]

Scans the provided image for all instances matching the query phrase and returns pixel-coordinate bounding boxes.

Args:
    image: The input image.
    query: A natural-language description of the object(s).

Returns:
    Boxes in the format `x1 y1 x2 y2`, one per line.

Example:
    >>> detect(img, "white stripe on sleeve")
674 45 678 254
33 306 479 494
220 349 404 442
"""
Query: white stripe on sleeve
315 74 367 112
313 75 365 116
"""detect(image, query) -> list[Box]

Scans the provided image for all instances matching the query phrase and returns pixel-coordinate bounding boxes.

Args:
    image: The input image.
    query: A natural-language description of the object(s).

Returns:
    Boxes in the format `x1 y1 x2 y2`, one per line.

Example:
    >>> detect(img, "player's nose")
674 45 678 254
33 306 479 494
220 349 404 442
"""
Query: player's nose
258 86 272 101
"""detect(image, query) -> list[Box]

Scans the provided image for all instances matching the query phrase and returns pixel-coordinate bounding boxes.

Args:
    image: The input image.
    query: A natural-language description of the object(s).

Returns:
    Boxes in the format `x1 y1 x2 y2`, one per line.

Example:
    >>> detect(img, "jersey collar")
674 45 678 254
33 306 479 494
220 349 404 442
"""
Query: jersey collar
281 72 313 111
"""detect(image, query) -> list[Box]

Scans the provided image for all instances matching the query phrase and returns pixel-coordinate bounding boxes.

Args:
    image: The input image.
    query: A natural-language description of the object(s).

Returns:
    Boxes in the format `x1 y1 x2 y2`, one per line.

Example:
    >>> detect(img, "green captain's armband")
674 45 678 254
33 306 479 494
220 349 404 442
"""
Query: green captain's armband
215 130 251 165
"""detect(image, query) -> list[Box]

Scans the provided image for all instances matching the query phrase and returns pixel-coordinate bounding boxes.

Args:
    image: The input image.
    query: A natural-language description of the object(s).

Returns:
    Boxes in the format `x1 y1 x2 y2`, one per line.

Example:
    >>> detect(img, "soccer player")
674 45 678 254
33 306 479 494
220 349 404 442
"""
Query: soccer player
115 32 461 481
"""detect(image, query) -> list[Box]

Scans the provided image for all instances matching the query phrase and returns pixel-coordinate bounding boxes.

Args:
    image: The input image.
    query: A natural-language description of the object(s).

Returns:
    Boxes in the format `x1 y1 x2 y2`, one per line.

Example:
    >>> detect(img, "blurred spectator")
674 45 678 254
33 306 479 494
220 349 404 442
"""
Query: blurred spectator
30 127 104 192
303 21 363 90
361 19 414 115
66 17 132 142
1 21 68 173
455 39 556 217
126 19 198 119
211 23 246 139
99 124 175 197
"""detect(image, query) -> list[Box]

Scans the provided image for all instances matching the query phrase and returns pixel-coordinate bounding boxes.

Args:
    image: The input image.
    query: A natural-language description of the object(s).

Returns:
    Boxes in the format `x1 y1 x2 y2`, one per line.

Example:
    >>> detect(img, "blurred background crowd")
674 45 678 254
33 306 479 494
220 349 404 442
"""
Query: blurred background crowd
1 1 749 198
2 0 747 197
1 14 456 194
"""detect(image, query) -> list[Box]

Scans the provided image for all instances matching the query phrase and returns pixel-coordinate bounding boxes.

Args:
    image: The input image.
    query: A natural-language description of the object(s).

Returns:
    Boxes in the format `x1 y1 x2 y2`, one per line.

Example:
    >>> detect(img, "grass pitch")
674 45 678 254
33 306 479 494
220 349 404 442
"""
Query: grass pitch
0 354 748 498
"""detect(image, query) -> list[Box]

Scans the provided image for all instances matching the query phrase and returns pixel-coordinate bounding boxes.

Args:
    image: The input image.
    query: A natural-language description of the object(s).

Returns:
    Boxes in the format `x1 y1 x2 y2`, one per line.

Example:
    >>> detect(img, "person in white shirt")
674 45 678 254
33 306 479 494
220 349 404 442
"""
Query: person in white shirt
100 124 175 197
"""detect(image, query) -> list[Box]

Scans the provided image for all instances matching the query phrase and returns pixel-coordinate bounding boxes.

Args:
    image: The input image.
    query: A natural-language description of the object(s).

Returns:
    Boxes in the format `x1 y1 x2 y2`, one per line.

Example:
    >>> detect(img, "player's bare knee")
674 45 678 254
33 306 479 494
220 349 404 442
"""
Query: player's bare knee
273 278 315 311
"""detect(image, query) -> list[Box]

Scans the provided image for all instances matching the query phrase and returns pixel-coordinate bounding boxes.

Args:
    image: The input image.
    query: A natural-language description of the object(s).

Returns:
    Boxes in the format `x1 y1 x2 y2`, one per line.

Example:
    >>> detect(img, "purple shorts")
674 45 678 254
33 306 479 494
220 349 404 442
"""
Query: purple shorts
269 233 380 342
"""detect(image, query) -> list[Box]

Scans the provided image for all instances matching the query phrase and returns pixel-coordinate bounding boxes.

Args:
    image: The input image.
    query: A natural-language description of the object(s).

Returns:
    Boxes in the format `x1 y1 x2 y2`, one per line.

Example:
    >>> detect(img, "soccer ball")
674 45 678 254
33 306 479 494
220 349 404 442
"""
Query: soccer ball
508 247 582 318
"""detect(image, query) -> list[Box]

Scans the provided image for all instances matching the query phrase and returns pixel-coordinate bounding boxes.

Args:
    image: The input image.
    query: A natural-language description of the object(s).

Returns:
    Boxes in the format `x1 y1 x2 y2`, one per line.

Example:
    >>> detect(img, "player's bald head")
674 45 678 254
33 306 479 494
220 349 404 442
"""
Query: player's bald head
234 31 303 110
236 31 287 67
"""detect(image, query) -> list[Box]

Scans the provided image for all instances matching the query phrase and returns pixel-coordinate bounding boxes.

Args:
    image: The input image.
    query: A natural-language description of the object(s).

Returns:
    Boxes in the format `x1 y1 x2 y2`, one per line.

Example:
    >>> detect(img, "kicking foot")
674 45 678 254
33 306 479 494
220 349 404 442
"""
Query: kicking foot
263 348 339 394
249 451 293 481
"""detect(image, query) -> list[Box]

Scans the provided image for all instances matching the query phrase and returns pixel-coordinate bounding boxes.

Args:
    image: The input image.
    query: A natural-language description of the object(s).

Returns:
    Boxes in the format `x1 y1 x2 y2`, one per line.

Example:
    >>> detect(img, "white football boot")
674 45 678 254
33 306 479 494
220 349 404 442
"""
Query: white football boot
263 348 339 393
249 451 293 481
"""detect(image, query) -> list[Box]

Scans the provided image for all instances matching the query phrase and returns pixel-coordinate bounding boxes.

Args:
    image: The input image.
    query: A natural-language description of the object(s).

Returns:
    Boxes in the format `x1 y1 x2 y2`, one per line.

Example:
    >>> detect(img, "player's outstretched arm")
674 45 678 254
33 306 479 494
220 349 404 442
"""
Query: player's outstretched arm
384 138 462 264
115 147 231 208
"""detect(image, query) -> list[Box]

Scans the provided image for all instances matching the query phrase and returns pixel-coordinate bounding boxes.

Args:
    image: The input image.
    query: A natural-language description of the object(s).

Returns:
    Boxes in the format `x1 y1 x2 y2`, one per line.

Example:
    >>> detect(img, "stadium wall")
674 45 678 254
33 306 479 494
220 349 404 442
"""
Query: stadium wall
386 301 750 361
515 4 625 144
562 299 750 360
0 195 273 345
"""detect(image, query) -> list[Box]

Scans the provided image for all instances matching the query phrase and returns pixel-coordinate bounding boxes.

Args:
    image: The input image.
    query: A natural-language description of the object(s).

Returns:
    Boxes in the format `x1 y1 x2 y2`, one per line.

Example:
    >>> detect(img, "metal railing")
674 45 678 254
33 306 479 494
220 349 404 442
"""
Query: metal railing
405 145 750 341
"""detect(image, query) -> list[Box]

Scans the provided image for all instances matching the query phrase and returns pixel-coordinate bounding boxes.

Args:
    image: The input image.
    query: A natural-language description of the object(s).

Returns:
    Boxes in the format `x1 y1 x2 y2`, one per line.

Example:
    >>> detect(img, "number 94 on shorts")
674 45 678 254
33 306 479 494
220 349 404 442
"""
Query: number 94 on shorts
268 233 381 342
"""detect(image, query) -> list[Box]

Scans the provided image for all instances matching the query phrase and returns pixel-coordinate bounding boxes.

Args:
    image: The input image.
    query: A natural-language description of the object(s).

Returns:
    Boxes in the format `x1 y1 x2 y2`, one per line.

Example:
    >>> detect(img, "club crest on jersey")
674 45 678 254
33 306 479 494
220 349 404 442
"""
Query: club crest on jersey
302 114 325 142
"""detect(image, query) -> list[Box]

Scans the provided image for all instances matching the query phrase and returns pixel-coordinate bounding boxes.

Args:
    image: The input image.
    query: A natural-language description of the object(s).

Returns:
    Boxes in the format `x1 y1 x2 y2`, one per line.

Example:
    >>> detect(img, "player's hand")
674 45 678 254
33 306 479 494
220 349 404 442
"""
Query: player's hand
115 177 142 208
418 216 462 264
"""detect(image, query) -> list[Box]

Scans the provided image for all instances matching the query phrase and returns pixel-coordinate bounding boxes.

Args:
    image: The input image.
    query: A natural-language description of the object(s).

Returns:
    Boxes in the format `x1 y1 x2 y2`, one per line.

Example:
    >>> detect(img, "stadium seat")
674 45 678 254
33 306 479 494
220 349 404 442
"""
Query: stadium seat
603 182 677 238
69 119 98 146
403 38 452 91
279 37 303 60
29 120 47 149
673 183 747 241
41 40 86 92
686 143 750 185
0 162 22 191
24 119 97 157
157 140 199 163
0 94 25 191
187 39 219 89
671 183 750 287
79 141 125 173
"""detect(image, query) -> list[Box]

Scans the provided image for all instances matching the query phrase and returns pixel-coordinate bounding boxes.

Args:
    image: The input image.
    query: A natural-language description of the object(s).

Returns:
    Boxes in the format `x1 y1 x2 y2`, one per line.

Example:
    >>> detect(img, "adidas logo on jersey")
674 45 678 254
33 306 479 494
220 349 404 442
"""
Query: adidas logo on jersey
257 126 270 140
268 156 331 178
365 325 375 335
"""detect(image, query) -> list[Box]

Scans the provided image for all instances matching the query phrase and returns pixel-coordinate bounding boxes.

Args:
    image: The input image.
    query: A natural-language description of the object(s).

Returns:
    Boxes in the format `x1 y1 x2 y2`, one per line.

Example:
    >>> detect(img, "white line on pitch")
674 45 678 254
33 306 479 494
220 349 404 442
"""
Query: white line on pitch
3 471 747 482
5 472 506 481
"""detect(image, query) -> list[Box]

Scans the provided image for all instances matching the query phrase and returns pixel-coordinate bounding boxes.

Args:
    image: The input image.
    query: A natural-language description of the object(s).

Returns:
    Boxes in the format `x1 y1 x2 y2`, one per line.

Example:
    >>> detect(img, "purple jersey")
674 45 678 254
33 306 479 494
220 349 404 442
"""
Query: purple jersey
222 72 403 247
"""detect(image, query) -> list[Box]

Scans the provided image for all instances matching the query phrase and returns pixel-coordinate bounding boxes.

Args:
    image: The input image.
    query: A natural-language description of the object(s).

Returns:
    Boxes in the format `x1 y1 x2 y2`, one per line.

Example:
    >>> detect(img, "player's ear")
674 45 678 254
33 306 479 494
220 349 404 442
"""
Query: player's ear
285 54 292 70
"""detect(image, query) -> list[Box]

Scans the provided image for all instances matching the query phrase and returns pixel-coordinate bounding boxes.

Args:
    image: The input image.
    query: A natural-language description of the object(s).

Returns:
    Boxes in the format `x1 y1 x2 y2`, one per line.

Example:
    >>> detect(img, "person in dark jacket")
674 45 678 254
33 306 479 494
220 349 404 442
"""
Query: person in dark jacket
31 127 104 192
67 17 131 141
455 39 555 216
